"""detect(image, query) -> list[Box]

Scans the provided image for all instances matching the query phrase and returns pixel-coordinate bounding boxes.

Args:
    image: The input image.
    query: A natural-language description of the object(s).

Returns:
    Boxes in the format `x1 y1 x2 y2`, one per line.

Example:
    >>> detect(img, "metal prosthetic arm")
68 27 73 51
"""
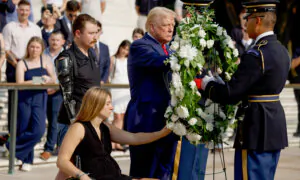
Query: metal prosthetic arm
55 56 76 122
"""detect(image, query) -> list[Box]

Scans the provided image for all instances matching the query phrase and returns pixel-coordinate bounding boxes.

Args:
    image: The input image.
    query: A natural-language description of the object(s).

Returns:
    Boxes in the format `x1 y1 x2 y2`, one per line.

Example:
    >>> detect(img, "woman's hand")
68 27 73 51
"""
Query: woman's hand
47 88 57 95
42 75 52 84
80 174 92 180
160 126 172 138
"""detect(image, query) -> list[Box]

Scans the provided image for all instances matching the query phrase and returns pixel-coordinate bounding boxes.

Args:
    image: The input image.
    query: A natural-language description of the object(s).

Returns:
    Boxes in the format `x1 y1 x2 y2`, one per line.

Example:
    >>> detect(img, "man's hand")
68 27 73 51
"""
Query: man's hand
194 75 215 90
47 88 57 95
6 51 18 67
52 4 62 18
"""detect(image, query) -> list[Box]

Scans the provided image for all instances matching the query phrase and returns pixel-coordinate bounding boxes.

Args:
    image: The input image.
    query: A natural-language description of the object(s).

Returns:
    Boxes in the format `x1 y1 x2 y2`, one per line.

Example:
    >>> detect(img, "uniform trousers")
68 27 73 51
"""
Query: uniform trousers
234 149 280 180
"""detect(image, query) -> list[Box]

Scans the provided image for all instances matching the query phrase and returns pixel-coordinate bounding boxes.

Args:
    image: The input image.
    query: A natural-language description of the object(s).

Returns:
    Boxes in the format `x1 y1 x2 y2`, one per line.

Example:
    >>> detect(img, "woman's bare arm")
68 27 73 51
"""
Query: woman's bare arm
104 122 171 146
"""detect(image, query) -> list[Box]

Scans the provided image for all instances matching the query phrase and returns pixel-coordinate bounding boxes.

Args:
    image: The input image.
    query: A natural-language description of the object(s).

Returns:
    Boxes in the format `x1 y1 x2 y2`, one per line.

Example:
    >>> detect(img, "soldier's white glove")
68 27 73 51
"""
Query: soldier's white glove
201 75 215 90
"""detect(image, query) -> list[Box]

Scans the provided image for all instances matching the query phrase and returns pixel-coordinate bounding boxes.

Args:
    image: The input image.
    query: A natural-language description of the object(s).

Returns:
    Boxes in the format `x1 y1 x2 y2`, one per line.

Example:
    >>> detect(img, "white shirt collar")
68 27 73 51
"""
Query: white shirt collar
255 31 274 45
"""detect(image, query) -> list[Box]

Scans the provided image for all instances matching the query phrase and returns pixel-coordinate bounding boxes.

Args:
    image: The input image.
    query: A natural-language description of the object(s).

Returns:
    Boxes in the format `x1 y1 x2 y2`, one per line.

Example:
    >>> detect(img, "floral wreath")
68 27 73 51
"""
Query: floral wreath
164 7 239 147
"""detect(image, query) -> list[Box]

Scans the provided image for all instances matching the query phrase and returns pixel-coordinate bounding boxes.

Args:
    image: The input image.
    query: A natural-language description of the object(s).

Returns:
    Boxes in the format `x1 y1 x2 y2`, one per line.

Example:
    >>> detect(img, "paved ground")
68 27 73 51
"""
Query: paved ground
0 147 299 180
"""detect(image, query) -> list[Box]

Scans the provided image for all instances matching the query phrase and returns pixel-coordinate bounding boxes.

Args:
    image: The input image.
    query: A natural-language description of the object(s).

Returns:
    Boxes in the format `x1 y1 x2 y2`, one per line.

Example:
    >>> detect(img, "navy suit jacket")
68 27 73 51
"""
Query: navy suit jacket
98 42 110 82
124 33 172 133
58 16 73 46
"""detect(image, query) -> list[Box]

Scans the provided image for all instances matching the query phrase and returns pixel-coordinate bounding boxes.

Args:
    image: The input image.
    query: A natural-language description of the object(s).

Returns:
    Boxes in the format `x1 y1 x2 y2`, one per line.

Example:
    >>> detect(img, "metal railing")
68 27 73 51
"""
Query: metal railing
0 83 129 174
0 82 299 174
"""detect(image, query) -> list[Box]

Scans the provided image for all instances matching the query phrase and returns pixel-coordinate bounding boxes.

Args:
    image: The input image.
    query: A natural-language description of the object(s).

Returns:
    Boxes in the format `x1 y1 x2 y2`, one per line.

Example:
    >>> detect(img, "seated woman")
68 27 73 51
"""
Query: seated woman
57 87 170 180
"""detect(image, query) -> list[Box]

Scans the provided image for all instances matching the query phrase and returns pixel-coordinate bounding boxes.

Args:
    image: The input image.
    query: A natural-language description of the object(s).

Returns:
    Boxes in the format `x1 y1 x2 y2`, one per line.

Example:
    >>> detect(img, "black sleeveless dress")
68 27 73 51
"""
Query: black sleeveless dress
72 122 132 180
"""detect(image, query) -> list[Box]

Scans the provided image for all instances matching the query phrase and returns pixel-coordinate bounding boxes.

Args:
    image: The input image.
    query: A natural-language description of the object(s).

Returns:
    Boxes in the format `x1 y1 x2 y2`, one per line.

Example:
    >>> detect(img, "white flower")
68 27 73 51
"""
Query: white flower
200 113 214 123
206 122 214 132
180 39 190 46
217 67 222 74
200 39 206 48
173 122 187 136
184 60 190 68
179 45 198 61
190 24 200 30
175 88 184 100
171 63 181 72
218 110 226 120
170 41 179 51
170 56 181 72
220 127 225 133
189 80 196 90
166 122 175 130
225 72 231 81
228 40 234 49
230 118 236 125
188 118 197 126
223 30 228 36
172 73 182 89
186 133 201 142
206 40 214 49
196 108 204 116
170 55 178 63
171 114 179 122
216 26 223 36
171 95 178 106
196 91 201 97
179 90 185 100
164 106 173 118
198 29 206 38
179 45 189 58
182 17 190 24
197 63 203 70
233 48 239 57
226 52 231 59
176 106 189 119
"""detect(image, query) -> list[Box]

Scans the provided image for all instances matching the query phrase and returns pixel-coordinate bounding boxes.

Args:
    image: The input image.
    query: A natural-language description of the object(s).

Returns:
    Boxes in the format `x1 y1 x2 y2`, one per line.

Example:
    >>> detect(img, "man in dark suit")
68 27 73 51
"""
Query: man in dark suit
58 0 80 47
124 7 178 180
197 0 290 179
93 21 110 84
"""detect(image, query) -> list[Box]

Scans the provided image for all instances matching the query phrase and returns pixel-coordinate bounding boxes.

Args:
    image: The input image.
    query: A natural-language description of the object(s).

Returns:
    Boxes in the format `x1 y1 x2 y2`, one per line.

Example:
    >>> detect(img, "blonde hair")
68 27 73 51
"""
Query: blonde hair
145 7 176 32
24 36 45 59
75 87 111 122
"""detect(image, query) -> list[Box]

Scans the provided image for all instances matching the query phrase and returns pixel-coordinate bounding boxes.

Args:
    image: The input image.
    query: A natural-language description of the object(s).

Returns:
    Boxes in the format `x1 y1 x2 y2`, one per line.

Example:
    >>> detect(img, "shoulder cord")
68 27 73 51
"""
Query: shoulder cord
256 40 268 74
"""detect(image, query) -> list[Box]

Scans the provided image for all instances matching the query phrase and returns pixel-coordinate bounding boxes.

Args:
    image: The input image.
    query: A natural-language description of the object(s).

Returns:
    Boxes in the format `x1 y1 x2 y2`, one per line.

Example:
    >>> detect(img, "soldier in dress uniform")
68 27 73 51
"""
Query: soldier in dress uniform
196 0 290 179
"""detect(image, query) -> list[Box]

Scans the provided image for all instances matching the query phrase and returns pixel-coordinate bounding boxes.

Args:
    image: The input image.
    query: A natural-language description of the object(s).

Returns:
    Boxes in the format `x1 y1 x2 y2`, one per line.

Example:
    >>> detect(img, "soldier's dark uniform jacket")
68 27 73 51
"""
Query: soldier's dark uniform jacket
204 34 290 151
55 42 101 125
